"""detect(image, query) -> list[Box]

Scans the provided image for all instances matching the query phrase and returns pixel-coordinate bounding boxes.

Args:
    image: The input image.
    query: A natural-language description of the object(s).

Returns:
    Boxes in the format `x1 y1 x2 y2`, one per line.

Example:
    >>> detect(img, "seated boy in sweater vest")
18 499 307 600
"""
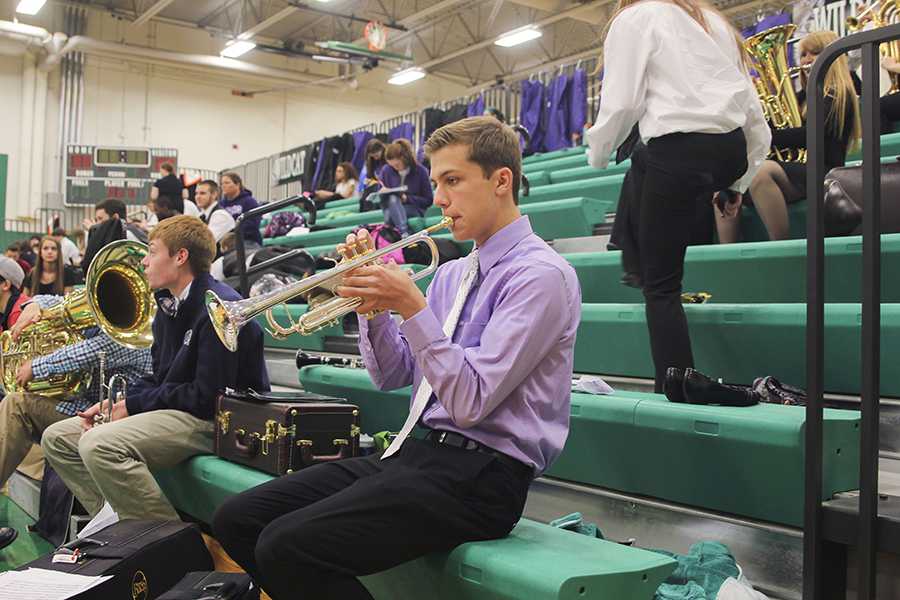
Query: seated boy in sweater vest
41 216 270 521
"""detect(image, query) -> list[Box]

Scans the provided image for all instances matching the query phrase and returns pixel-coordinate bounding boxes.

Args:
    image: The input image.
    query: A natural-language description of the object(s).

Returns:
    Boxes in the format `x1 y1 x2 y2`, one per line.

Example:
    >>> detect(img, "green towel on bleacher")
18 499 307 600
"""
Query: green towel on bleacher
652 541 740 600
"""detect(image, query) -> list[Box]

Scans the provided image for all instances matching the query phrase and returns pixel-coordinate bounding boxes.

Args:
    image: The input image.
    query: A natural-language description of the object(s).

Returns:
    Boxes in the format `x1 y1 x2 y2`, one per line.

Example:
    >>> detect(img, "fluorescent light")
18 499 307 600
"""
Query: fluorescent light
388 67 425 86
494 25 542 48
220 39 256 59
16 0 47 15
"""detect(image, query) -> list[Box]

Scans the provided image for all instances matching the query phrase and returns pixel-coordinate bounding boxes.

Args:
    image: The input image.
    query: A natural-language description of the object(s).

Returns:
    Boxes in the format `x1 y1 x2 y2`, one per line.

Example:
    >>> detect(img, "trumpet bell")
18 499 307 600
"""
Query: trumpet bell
206 291 243 353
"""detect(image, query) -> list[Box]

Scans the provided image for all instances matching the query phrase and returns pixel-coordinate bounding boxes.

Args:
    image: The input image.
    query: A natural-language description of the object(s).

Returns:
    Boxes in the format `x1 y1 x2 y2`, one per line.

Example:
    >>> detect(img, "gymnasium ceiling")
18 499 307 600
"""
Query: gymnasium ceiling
45 0 792 87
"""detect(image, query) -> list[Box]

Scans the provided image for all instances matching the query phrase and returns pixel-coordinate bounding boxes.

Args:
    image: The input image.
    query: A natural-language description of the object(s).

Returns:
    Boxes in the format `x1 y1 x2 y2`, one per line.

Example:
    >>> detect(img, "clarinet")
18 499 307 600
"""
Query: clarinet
296 351 364 370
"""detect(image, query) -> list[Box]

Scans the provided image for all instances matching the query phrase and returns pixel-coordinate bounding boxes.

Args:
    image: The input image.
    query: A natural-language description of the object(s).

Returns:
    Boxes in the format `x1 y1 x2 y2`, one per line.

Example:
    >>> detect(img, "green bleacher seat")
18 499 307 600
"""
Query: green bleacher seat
154 455 676 600
574 303 900 396
847 131 900 161
550 162 631 184
280 302 900 396
521 175 624 207
523 153 589 175
567 233 900 304
524 170 552 187
522 145 586 165
297 365 859 526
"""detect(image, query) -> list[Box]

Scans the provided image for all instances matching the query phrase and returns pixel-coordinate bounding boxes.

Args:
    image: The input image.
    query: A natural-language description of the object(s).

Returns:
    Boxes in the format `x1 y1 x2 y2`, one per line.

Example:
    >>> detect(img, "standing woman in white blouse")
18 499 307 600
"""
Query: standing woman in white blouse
586 0 771 392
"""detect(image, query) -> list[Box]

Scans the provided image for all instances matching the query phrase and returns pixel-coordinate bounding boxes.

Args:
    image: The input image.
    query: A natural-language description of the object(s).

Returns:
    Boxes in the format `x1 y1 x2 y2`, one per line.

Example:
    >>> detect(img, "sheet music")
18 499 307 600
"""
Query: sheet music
76 501 119 540
0 568 112 600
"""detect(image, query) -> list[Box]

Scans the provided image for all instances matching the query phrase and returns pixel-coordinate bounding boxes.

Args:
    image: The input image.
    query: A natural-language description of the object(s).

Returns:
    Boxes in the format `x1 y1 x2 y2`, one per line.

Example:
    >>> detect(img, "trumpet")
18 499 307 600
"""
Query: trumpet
92 351 128 426
207 216 453 352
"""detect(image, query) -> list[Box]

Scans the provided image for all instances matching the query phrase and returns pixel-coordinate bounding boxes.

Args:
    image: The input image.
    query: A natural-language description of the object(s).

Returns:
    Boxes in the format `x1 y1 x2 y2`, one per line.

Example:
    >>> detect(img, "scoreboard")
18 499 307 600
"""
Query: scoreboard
65 145 178 206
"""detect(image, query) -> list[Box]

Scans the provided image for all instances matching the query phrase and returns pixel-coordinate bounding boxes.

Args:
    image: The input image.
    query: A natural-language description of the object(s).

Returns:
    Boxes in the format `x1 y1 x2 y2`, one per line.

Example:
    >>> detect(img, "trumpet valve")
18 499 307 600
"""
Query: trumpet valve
337 244 353 261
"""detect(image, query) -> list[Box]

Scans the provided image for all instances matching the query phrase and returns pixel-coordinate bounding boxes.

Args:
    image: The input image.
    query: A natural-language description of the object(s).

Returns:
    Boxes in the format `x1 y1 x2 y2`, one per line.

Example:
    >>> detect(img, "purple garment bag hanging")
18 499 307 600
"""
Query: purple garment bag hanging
351 131 374 173
567 69 588 146
467 94 485 117
388 122 415 142
543 73 570 152
520 79 545 156
310 139 328 191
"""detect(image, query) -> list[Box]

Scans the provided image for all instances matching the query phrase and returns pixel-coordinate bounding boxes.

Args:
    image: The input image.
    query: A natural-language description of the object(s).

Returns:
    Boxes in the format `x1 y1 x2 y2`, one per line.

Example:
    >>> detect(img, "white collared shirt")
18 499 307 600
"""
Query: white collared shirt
585 2 771 193
173 280 192 310
199 202 236 243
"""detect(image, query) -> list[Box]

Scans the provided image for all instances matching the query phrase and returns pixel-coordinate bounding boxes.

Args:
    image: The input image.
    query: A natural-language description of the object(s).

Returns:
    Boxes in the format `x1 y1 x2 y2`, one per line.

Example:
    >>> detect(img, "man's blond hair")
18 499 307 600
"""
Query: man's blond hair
424 116 522 203
149 215 216 275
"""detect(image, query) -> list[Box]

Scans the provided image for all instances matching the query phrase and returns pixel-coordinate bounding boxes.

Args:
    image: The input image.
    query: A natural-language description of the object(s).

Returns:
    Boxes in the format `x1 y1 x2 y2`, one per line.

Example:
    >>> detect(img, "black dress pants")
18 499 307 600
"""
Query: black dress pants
636 129 748 392
213 437 532 600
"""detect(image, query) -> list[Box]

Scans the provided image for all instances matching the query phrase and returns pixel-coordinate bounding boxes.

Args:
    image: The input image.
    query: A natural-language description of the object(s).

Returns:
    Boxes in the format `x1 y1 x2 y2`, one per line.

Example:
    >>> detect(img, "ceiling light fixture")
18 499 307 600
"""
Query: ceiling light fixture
494 25 542 48
220 39 257 58
16 0 47 15
388 67 425 85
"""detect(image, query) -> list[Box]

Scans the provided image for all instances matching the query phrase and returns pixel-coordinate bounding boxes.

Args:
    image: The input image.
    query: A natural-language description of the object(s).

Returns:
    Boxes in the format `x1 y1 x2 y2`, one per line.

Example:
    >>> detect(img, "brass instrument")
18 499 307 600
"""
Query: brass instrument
847 0 900 96
745 24 807 163
207 216 453 352
93 351 127 427
0 240 155 398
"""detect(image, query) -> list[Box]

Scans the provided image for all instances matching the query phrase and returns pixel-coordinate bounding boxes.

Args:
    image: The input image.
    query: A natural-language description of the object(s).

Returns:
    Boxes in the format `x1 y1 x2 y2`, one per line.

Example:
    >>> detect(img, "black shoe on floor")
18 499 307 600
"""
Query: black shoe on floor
0 527 18 550
664 367 687 403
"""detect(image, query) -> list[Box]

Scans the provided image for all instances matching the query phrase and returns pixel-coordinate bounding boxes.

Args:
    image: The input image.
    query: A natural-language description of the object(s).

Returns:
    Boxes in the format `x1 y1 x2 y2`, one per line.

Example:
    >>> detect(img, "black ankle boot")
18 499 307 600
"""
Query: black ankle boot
663 367 687 403
682 369 759 407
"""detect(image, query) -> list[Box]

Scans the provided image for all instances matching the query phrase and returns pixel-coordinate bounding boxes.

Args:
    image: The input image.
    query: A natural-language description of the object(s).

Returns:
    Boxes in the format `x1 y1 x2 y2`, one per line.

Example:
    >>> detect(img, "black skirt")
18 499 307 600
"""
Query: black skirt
775 160 808 198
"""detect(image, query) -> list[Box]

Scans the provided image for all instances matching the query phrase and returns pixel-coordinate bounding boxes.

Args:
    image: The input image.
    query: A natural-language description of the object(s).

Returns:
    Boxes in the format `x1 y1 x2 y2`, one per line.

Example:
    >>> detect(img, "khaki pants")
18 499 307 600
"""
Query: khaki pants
0 391 68 488
41 409 214 521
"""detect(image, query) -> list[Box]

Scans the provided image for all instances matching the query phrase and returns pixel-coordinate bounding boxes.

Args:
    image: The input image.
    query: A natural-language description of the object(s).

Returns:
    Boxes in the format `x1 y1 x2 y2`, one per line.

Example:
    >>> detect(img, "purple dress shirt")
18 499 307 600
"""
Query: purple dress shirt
358 216 581 474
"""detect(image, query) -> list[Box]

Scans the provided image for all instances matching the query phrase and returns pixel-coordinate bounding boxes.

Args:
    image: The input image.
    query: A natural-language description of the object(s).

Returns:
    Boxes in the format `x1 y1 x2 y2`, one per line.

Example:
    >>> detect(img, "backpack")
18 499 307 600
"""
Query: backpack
352 224 404 264
264 212 306 239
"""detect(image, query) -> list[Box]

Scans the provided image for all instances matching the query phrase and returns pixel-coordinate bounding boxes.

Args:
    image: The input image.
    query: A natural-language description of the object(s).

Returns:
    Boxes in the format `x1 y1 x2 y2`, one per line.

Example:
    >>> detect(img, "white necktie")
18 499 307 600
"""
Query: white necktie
382 249 480 460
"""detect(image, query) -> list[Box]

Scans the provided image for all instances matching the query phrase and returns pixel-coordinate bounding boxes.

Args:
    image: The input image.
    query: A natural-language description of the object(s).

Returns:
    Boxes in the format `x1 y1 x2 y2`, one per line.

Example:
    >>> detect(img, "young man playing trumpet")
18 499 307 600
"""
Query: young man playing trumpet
41 216 269 523
213 117 582 600
0 270 152 550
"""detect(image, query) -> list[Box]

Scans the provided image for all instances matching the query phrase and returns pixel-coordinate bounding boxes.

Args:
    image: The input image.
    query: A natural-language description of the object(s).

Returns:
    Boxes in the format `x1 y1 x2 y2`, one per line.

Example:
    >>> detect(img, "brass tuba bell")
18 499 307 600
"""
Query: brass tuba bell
0 240 155 398
745 24 807 163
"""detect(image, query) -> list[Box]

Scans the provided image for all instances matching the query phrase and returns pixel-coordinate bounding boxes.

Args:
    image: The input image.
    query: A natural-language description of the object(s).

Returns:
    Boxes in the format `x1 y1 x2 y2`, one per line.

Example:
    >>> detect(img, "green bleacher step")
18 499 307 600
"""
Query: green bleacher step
575 303 900 396
521 175 624 207
297 365 859 526
522 145 586 166
550 162 631 184
154 456 676 600
565 233 900 304
361 519 676 600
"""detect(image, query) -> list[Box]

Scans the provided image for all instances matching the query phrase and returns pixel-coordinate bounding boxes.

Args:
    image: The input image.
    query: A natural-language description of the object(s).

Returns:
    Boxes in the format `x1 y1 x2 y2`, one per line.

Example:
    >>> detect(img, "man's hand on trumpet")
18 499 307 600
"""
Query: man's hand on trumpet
335 229 427 320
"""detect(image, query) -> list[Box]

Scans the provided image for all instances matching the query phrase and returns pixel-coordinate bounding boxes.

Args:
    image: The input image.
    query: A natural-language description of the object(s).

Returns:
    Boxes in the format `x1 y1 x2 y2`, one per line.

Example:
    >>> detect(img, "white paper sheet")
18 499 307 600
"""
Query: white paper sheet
76 501 119 540
0 568 112 600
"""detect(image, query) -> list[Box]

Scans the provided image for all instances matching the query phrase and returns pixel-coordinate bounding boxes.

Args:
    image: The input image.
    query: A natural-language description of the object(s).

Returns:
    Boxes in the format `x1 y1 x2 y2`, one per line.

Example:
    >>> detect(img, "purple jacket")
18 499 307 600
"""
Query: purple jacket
221 188 262 246
378 163 433 212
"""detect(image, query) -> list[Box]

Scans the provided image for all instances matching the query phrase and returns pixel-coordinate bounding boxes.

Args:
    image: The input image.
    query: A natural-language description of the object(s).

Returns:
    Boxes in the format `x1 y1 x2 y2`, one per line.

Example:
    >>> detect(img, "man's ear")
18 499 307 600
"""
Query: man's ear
494 167 514 196
0 281 11 293
175 248 190 267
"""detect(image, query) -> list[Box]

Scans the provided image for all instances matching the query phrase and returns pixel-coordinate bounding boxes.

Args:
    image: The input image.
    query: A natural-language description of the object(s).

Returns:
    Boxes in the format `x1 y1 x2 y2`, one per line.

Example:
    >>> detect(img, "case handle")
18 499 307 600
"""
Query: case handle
233 429 261 457
296 439 352 464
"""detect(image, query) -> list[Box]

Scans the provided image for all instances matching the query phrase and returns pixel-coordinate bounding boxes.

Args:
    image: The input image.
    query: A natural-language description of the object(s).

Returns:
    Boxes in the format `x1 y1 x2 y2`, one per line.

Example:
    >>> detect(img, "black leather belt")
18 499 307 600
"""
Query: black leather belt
425 430 533 478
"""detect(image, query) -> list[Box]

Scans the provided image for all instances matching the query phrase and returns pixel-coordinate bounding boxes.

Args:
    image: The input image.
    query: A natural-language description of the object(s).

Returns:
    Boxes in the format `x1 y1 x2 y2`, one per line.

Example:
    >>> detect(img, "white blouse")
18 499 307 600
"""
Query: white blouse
586 1 771 193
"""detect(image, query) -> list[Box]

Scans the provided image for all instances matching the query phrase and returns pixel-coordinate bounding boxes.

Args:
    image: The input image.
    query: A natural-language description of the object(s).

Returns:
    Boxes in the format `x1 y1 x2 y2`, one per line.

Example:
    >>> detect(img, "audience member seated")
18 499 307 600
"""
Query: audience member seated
880 56 900 132
52 227 81 268
195 179 236 248
152 161 185 214
715 31 861 242
0 257 28 333
357 138 387 195
0 284 151 550
314 162 359 209
5 243 32 276
41 216 270 522
221 171 263 248
379 139 434 236
24 236 79 296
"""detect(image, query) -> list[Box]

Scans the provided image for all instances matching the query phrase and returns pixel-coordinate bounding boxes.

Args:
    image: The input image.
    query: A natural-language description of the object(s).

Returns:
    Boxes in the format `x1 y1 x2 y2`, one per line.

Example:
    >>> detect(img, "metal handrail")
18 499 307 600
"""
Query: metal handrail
804 23 900 600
